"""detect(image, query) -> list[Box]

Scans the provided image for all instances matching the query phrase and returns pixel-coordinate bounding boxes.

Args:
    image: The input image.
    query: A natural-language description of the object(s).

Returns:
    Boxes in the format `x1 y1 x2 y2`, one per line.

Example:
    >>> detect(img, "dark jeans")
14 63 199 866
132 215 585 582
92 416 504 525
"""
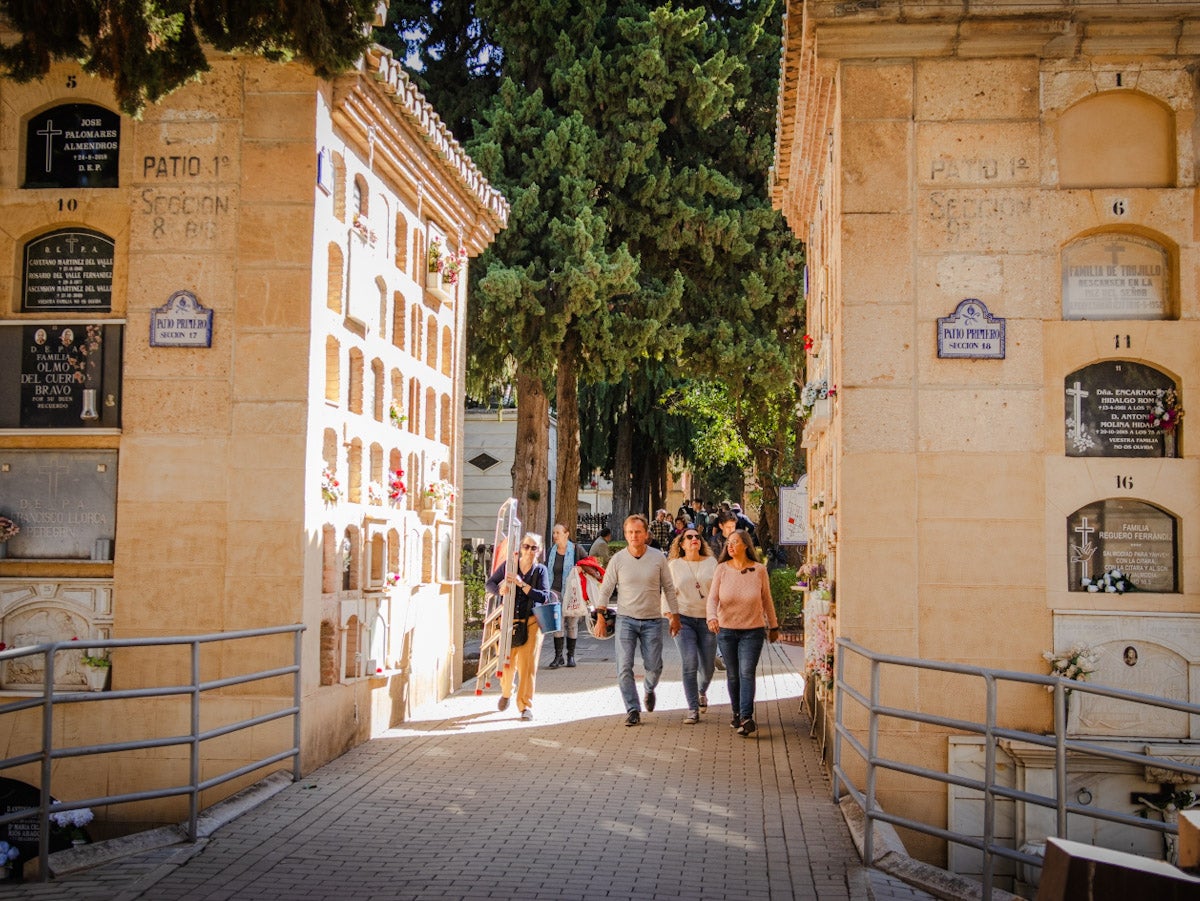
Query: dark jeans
717 627 766 723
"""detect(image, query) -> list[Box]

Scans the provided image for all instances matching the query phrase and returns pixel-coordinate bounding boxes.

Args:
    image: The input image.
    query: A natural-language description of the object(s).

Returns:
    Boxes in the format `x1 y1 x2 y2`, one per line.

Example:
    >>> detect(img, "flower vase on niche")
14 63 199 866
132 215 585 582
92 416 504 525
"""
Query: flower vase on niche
0 516 18 558
82 654 110 691
1165 431 1177 458
80 388 100 421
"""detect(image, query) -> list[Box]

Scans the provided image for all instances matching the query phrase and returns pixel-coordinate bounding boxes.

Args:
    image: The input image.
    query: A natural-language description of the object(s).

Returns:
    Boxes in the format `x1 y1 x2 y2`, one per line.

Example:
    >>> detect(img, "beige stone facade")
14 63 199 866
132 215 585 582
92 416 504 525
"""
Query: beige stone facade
0 45 505 830
775 0 1200 869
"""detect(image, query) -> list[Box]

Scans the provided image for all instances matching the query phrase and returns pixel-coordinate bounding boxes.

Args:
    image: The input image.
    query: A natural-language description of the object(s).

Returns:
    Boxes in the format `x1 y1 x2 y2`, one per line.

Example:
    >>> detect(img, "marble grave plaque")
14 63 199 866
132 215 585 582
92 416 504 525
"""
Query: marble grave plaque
1065 361 1177 457
0 324 123 429
1068 499 1176 593
0 450 117 559
1062 234 1169 320
23 103 120 189
22 228 114 312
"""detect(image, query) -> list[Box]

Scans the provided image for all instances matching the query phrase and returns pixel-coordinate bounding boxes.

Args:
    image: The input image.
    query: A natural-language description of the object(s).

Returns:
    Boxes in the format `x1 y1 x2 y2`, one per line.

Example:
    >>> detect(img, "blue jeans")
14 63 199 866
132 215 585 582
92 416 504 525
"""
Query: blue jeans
717 627 766 722
616 616 664 714
673 615 716 713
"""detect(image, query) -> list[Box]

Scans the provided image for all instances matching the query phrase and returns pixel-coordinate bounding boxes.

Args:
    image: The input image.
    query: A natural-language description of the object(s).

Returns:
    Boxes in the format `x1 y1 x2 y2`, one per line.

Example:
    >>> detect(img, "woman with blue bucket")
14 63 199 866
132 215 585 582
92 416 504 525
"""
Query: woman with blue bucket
486 532 552 721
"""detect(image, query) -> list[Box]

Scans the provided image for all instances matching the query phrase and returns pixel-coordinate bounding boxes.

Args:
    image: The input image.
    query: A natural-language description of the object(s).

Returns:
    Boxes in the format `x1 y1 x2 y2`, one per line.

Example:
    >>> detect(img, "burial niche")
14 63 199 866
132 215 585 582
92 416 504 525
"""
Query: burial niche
1067 499 1177 594
24 103 120 189
1062 233 1171 321
1065 361 1179 457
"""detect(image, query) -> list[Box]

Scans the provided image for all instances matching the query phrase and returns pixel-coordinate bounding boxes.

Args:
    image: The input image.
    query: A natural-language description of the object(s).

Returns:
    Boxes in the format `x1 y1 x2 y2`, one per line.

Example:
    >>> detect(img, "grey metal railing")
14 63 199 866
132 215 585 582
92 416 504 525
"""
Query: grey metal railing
0 625 304 881
833 637 1200 900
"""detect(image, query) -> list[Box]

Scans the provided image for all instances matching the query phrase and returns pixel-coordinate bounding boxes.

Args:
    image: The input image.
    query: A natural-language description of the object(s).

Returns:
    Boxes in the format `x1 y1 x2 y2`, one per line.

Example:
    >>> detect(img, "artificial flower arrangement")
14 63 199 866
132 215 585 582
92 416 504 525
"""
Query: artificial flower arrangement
386 572 402 588
424 478 455 505
80 652 110 669
389 402 406 428
367 481 384 505
350 213 377 246
1082 567 1134 593
50 807 94 842
796 560 826 588
799 380 834 418
1150 388 1183 432
1139 789 1199 815
1042 643 1101 692
321 466 342 504
388 469 406 504
0 516 18 542
427 236 467 286
0 840 18 868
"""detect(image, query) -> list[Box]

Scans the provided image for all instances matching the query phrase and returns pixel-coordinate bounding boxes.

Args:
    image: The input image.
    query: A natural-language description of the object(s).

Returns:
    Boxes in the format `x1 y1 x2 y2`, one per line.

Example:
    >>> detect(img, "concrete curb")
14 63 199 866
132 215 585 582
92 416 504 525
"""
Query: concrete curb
47 769 295 877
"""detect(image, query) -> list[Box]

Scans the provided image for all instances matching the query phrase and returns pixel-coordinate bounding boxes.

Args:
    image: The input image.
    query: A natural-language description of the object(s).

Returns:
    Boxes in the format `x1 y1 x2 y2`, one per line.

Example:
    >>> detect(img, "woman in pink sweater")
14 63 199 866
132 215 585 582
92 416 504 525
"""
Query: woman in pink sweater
706 530 779 737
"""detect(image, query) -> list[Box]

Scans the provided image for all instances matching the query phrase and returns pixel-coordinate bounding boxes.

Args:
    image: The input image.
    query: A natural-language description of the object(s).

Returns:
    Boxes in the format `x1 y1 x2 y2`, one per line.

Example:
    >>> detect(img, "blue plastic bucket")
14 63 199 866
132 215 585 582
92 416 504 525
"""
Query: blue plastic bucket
533 602 562 633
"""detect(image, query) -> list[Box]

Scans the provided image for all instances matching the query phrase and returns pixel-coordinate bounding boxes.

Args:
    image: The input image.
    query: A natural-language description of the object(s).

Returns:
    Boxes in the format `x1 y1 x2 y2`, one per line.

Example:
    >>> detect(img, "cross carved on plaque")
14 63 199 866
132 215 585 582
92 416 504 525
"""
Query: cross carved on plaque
1104 242 1126 267
1071 516 1097 584
37 459 71 497
1066 381 1089 437
36 120 62 173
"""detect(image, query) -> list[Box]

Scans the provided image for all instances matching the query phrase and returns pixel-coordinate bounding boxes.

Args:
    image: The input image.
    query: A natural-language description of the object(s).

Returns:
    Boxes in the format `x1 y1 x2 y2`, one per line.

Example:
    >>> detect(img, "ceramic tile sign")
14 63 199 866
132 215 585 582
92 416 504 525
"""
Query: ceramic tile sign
0 324 122 429
0 450 118 560
1064 361 1177 457
22 227 114 312
1061 233 1169 320
23 102 120 189
149 290 213 347
936 299 1005 359
1067 499 1177 594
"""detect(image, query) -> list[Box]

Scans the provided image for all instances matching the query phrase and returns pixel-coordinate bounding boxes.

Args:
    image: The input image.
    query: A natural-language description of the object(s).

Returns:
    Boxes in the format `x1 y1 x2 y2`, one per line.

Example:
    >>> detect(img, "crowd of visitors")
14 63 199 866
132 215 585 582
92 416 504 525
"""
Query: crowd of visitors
487 499 778 736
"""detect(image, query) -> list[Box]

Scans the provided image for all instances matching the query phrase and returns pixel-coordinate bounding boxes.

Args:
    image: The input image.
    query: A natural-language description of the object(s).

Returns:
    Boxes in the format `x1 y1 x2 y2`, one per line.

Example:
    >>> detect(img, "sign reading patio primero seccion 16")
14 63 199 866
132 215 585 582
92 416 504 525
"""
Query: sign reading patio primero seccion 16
150 290 213 347
937 298 1005 359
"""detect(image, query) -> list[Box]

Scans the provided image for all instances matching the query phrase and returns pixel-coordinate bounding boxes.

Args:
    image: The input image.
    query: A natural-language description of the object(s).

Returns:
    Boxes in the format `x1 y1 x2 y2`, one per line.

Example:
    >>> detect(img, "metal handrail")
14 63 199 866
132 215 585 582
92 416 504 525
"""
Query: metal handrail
0 625 304 881
833 636 1200 900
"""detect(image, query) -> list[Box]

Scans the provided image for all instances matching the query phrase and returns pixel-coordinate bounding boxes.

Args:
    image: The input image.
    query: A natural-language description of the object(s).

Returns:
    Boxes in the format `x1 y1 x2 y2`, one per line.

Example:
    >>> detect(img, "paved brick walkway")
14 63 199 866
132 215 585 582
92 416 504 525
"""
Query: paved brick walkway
4 634 933 900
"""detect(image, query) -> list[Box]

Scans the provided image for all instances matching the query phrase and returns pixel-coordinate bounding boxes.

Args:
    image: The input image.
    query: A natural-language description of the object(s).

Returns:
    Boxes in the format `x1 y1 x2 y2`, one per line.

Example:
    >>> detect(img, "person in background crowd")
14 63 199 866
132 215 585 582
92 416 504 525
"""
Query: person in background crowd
589 527 613 565
546 523 579 669
666 526 718 724
710 510 738 558
670 515 690 546
707 529 779 737
649 509 672 550
731 503 757 542
485 532 550 721
596 515 680 726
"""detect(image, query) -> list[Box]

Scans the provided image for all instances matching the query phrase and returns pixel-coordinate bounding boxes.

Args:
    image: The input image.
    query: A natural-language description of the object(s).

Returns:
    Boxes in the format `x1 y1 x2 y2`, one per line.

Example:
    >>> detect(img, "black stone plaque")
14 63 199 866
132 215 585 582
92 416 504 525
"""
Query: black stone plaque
1065 361 1177 457
22 228 114 312
1068 499 1177 593
0 450 118 560
23 103 120 189
0 778 72 879
0 324 122 429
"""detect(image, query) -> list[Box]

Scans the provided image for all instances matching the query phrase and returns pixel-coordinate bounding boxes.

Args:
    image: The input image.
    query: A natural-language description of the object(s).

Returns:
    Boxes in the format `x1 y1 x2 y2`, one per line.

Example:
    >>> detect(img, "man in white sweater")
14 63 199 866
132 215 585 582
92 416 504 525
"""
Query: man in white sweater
596 514 681 726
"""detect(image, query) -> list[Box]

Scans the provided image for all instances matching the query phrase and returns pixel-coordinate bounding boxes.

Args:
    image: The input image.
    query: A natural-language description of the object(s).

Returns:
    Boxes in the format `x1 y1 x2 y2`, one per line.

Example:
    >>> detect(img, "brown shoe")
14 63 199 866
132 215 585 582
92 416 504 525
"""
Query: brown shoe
498 696 510 711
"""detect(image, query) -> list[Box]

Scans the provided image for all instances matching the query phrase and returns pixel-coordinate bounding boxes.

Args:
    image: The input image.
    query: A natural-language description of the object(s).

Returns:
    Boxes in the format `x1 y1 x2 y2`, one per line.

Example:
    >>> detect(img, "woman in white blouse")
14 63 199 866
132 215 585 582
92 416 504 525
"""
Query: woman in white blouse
666 526 719 724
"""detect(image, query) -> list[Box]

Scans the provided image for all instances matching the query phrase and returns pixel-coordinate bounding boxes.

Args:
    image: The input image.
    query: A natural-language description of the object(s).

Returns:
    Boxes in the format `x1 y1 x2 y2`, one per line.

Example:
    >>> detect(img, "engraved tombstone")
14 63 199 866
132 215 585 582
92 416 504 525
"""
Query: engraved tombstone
1062 234 1170 320
1064 361 1178 457
23 103 120 189
0 450 118 560
0 323 123 429
1067 499 1177 593
22 228 114 312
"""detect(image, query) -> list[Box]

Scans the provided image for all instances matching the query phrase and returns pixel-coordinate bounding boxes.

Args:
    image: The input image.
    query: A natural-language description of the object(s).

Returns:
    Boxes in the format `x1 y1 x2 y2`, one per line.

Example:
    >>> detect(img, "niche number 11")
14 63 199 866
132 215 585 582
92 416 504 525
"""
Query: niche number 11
1115 334 1131 349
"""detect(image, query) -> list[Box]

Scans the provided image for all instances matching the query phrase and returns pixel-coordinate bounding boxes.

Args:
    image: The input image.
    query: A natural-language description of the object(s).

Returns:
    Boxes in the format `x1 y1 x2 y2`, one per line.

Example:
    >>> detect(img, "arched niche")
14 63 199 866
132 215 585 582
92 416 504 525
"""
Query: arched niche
1057 91 1174 188
1064 361 1179 458
1061 232 1172 321
1067 499 1177 593
24 103 120 189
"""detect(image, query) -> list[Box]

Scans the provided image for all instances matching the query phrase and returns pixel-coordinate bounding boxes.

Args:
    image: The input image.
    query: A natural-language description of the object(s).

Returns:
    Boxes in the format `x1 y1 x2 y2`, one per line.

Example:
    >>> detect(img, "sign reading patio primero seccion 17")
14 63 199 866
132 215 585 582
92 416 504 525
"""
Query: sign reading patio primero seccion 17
937 298 1005 359
150 290 213 347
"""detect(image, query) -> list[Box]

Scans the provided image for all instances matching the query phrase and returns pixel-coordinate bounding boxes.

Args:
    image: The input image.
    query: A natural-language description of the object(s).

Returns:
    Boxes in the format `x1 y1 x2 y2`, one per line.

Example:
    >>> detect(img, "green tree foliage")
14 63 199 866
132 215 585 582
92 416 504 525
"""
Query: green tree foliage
385 1 806 543
0 0 378 115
